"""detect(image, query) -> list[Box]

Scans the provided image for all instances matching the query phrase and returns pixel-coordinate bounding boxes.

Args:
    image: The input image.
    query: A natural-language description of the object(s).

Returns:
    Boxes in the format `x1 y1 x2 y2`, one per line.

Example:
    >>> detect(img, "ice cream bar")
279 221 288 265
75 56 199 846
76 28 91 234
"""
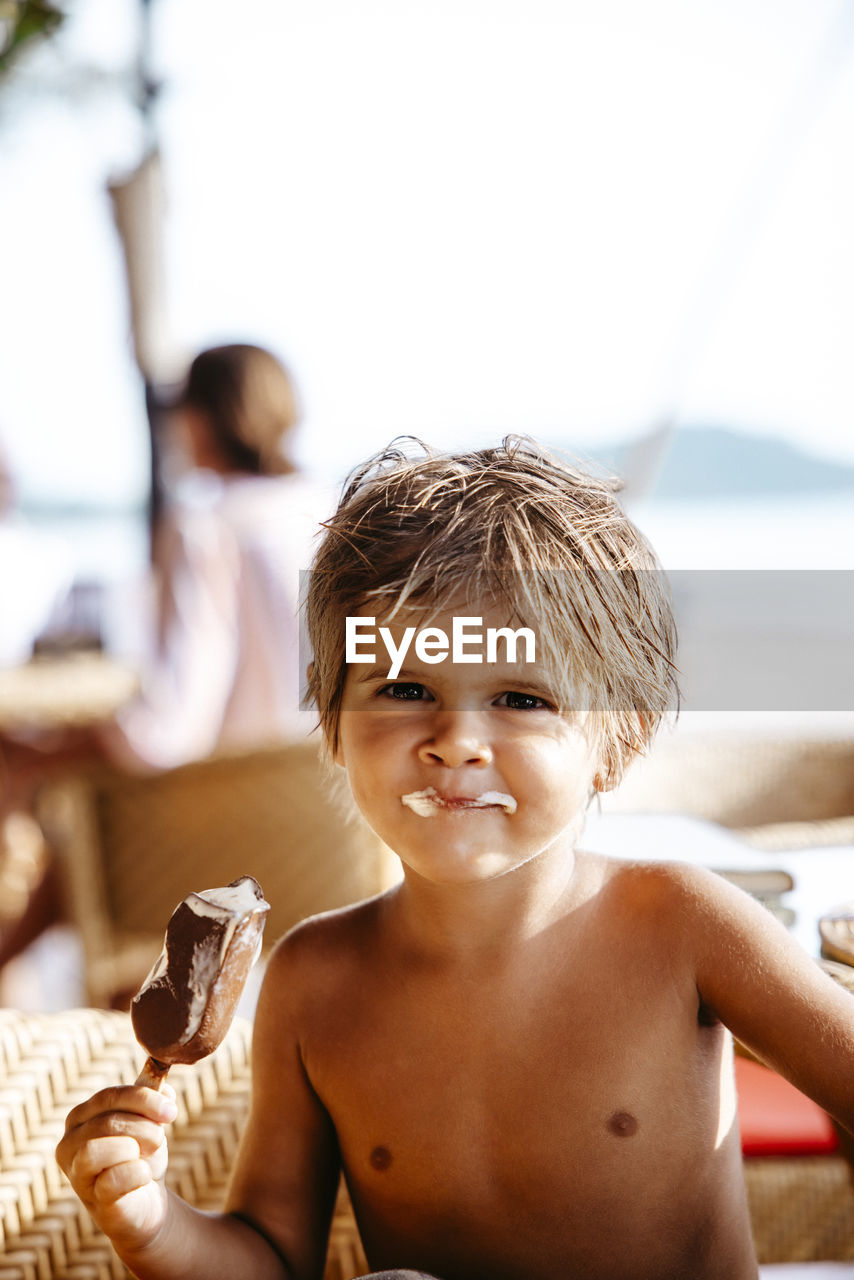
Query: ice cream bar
132 876 269 1089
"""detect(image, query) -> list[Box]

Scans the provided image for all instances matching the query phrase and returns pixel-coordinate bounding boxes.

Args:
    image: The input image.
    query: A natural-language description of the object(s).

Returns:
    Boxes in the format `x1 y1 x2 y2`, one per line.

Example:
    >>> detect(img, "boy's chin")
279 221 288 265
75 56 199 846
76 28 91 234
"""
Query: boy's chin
399 847 541 887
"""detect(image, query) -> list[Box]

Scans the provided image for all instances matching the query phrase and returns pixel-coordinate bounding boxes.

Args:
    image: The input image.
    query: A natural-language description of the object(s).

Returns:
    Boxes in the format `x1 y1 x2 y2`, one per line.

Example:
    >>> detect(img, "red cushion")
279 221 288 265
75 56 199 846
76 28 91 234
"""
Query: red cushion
735 1056 840 1156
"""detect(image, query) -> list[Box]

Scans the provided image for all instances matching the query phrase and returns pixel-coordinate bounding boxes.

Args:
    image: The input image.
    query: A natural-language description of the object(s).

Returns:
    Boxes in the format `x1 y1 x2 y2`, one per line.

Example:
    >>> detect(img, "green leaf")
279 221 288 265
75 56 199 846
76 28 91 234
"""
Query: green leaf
0 0 66 77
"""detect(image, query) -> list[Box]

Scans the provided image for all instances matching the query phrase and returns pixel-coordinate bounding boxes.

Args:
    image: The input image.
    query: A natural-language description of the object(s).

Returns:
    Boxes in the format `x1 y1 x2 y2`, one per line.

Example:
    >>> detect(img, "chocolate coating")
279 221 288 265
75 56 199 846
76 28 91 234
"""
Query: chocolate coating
131 875 269 1066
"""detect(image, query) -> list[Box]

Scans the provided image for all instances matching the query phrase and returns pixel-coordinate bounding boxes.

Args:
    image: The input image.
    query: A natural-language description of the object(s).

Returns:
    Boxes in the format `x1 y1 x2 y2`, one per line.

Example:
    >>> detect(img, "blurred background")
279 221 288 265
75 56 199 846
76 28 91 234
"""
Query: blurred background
2 0 854 1042
0 0 853 667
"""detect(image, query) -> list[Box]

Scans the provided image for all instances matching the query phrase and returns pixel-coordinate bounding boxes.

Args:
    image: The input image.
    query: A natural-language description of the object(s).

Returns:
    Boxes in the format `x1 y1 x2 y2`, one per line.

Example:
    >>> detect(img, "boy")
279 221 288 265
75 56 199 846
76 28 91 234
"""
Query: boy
59 438 854 1279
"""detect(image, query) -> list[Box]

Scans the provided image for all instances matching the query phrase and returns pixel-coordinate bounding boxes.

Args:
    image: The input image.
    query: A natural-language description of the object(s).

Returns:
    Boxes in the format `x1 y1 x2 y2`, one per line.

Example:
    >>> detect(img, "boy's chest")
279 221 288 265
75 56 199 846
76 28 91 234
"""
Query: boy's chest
305 945 725 1212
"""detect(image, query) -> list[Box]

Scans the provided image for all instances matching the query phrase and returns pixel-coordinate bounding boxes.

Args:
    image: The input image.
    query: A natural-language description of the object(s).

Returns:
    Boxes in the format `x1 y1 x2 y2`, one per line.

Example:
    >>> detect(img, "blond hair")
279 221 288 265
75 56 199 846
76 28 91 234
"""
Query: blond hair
306 436 678 786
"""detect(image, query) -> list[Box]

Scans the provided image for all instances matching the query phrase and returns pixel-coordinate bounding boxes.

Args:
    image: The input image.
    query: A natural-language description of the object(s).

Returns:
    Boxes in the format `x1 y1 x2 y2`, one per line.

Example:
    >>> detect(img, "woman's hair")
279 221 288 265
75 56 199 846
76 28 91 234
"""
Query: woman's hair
306 436 679 786
178 343 301 476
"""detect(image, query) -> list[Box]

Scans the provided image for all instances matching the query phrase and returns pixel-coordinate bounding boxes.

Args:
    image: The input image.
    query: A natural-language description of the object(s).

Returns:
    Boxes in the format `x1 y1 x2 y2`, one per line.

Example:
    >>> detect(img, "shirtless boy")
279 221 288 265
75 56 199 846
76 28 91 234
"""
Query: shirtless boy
59 438 854 1280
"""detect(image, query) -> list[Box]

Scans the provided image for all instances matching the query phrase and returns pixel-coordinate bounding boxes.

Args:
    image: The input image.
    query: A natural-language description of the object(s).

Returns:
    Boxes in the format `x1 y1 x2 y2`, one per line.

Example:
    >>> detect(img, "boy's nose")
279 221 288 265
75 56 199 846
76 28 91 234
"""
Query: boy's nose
417 711 493 768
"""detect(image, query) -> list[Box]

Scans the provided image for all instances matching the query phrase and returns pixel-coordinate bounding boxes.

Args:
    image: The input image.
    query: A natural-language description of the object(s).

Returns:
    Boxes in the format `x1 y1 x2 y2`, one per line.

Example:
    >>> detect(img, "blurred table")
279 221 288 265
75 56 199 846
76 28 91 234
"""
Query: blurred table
0 653 138 733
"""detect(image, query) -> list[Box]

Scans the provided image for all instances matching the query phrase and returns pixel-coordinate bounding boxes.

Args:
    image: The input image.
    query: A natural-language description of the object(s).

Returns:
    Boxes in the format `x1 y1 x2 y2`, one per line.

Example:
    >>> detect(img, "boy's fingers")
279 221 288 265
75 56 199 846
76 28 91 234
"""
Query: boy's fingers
147 1136 170 1183
70 1135 142 1190
64 1085 177 1131
99 1113 168 1154
58 1086 177 1175
91 1157 154 1207
58 1115 167 1178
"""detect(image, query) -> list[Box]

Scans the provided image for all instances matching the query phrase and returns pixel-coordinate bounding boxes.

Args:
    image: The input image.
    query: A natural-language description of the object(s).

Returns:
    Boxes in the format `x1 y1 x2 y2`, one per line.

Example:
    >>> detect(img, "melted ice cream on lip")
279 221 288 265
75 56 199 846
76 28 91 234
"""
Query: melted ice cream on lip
401 786 517 816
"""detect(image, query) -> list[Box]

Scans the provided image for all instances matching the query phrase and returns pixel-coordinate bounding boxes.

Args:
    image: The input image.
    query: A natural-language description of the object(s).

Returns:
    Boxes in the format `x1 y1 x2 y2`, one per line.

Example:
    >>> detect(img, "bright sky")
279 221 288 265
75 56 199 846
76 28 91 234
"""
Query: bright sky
1 0 853 508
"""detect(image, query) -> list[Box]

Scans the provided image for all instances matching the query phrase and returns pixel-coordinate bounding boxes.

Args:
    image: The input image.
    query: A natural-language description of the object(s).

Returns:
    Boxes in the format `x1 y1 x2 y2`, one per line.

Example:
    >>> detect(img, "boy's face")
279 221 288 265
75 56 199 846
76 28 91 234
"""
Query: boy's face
335 599 600 887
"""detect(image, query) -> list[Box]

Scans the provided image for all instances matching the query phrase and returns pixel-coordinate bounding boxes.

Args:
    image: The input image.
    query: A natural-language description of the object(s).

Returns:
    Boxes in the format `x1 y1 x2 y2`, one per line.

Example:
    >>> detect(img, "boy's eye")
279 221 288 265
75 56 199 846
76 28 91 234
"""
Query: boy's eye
378 681 431 701
495 690 552 711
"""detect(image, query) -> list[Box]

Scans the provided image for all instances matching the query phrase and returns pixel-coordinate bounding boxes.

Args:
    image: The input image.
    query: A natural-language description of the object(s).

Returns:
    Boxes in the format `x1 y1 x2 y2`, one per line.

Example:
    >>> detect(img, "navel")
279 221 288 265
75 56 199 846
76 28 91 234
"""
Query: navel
606 1110 639 1138
370 1145 393 1171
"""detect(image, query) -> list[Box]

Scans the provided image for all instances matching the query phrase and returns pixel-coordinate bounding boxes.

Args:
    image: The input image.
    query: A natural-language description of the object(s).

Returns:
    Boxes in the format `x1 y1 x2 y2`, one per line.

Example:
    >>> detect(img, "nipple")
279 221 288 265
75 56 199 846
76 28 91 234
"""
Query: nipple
370 1145 393 1171
606 1110 639 1138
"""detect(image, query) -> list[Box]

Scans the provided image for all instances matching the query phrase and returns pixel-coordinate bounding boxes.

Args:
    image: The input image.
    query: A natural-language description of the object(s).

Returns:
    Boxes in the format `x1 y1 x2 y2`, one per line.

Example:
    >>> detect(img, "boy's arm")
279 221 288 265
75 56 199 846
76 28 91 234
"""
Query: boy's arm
675 863 854 1134
225 932 343 1280
57 934 341 1280
57 1085 290 1280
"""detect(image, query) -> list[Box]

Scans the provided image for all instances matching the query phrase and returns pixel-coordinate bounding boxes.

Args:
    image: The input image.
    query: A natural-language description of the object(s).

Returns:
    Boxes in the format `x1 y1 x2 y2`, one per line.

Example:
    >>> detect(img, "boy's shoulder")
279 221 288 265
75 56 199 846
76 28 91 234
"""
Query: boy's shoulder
263 890 392 997
579 848 748 942
584 846 723 902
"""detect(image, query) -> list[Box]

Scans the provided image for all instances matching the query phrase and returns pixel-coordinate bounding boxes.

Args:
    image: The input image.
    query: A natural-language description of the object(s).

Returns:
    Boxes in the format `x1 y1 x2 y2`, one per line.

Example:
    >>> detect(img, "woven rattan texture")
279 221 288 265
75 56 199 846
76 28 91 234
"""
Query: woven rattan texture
738 816 854 853
39 741 398 1006
0 1009 367 1280
91 745 388 940
744 1155 854 1262
603 736 854 829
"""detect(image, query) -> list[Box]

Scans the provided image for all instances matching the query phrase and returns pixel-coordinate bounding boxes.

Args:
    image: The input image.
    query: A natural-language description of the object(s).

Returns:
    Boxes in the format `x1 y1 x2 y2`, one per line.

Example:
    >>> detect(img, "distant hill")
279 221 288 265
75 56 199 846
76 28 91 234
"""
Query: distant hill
576 425 854 500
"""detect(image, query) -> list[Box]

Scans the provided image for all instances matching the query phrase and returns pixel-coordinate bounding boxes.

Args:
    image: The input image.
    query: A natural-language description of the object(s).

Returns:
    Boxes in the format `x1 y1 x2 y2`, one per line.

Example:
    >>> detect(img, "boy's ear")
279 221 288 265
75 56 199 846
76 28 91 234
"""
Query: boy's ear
592 756 620 793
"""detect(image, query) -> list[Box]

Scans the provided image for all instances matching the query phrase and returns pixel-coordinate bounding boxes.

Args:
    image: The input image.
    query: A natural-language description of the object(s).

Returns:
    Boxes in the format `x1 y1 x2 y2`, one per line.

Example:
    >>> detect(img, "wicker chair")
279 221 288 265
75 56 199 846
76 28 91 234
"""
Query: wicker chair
602 731 854 833
0 1007 367 1280
36 740 399 1008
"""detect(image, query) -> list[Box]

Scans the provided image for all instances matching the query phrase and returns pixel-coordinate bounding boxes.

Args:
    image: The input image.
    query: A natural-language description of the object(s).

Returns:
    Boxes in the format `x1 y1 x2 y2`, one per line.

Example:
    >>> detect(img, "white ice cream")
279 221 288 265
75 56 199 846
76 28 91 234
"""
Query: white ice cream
401 786 517 816
193 880 268 916
180 881 268 1039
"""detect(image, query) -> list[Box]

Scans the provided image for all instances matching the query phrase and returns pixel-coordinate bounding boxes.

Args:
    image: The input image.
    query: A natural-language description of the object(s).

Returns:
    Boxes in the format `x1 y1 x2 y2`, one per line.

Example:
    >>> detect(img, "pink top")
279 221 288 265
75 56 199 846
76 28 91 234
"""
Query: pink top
103 472 332 770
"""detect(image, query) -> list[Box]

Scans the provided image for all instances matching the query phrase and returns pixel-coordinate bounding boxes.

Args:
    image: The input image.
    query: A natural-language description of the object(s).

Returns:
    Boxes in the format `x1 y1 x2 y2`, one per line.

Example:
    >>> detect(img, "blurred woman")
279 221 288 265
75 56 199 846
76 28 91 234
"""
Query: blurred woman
0 344 330 985
103 342 331 768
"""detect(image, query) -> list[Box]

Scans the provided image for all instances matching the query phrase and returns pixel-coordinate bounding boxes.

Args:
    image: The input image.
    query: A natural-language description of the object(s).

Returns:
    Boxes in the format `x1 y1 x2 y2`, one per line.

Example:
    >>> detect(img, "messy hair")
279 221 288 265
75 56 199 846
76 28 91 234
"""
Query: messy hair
305 436 678 787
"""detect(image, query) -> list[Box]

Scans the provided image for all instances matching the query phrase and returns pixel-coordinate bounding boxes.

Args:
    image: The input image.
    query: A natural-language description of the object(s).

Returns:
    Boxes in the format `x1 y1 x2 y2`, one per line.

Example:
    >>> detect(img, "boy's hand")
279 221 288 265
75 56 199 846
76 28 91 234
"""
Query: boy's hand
56 1083 178 1254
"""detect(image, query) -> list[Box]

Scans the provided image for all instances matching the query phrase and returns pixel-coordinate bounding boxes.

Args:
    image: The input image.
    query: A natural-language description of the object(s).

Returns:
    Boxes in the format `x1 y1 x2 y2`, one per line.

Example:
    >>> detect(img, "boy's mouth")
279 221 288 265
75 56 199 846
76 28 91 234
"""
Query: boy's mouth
400 787 518 817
